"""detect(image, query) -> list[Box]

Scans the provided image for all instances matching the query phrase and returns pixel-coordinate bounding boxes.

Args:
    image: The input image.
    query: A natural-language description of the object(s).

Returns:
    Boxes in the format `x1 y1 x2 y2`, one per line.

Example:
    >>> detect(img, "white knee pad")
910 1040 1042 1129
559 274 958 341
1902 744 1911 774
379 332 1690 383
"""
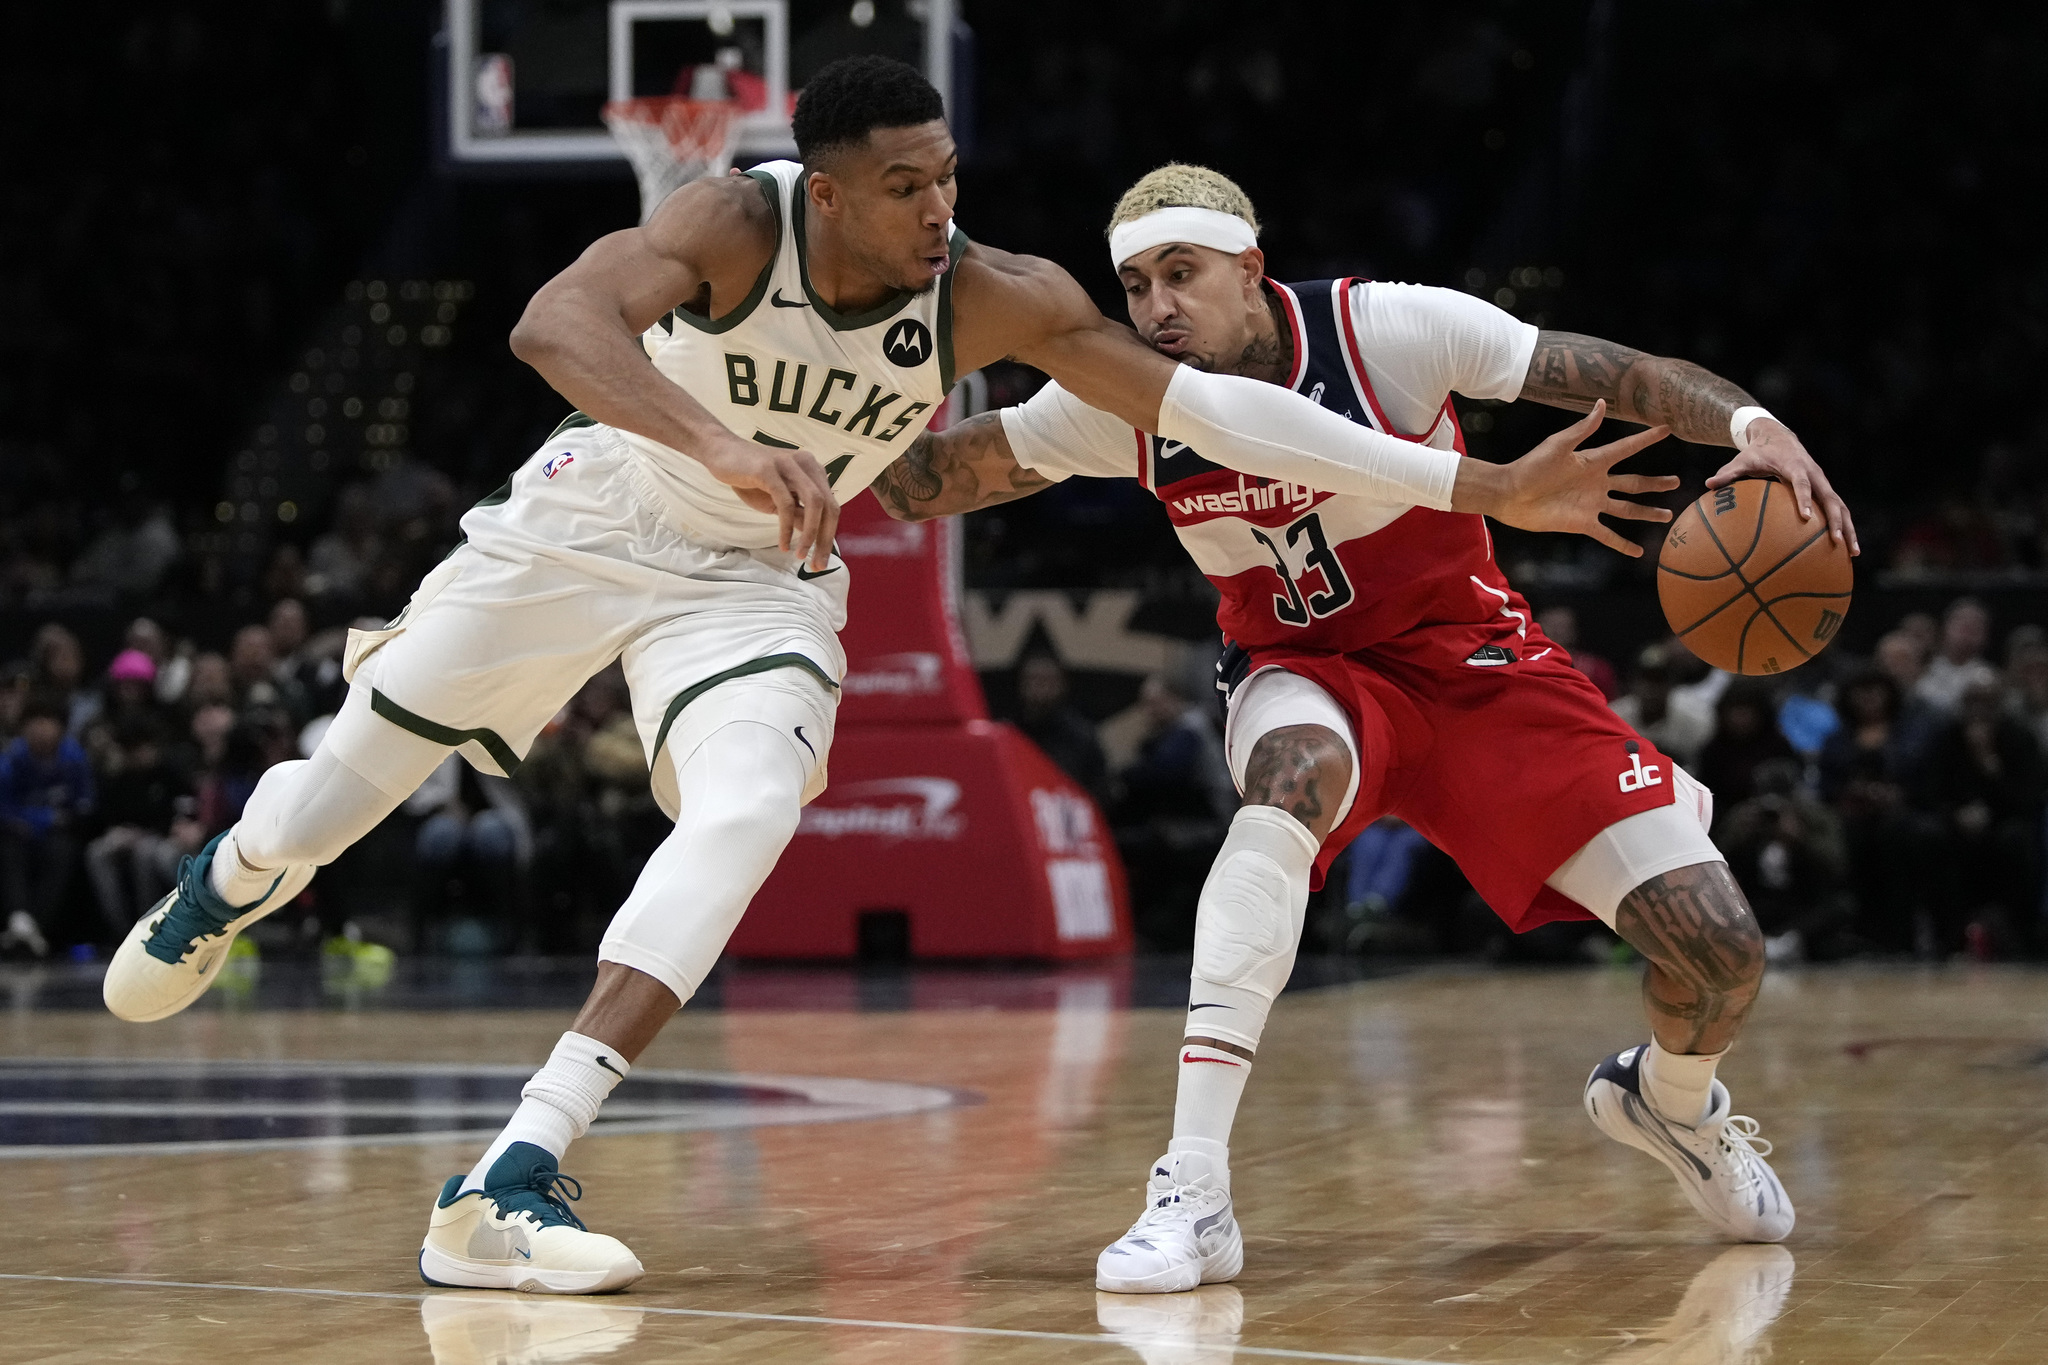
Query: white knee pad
1224 667 1361 825
599 718 809 1004
1185 805 1320 1052
1543 767 1726 927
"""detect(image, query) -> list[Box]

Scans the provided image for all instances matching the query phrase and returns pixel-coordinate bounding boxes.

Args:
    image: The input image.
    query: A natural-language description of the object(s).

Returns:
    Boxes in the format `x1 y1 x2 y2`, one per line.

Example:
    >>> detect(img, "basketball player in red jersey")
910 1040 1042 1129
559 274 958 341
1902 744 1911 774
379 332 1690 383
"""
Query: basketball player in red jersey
872 164 1858 1291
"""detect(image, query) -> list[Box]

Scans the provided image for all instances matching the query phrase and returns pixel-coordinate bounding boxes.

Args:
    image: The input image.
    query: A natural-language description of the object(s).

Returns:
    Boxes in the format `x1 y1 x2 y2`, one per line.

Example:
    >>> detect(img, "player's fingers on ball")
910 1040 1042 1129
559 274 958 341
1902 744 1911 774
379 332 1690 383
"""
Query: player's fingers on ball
1790 467 1816 519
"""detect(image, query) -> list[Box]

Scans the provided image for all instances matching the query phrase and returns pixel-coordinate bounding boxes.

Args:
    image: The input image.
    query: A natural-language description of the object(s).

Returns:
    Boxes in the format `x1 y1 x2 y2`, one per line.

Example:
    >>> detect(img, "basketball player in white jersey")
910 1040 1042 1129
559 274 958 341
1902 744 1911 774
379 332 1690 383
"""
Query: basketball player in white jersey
98 65 1660 1293
871 164 1858 1292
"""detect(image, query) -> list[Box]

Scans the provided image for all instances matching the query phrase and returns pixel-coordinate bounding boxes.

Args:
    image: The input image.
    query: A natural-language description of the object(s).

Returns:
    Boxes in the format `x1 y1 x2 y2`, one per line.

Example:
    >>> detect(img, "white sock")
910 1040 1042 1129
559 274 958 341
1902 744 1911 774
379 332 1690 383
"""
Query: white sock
208 827 287 908
1168 1046 1251 1180
461 1031 628 1192
1642 1040 1723 1128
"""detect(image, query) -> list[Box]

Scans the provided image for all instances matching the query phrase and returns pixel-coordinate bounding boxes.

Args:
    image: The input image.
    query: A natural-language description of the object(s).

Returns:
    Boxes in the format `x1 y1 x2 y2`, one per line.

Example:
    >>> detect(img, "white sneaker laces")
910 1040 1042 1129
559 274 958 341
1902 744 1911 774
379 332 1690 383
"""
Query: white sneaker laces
1717 1114 1774 1191
1128 1183 1212 1234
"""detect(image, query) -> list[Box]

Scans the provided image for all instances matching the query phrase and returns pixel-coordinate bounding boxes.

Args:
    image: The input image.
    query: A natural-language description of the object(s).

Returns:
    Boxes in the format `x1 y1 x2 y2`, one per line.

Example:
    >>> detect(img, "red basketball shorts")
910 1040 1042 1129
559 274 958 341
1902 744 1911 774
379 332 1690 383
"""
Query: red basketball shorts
1232 638 1678 931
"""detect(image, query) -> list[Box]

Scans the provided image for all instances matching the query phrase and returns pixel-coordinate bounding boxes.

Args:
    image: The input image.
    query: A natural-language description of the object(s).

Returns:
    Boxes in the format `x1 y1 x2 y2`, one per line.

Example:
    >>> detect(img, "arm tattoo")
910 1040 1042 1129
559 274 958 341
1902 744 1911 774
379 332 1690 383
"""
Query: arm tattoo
1241 723 1350 833
1611 862 1764 1054
870 411 1053 521
1523 331 1758 446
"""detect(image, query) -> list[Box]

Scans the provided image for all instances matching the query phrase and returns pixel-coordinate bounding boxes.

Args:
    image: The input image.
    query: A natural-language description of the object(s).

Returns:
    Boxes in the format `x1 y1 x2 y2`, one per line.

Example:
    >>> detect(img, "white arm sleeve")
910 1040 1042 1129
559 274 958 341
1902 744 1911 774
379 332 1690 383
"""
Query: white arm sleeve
1156 366 1462 510
999 380 1144 481
1351 283 1538 432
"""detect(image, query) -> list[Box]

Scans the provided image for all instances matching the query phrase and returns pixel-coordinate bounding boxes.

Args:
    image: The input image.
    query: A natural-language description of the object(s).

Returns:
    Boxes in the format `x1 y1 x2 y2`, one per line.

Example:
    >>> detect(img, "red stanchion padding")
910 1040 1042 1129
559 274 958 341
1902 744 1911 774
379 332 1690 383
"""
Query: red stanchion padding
834 491 985 725
735 719 1134 960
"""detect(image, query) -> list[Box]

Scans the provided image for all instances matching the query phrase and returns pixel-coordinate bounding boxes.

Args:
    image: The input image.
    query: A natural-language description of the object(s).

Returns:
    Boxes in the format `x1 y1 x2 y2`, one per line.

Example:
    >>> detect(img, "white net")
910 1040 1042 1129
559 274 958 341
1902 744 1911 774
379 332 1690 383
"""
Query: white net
602 97 742 224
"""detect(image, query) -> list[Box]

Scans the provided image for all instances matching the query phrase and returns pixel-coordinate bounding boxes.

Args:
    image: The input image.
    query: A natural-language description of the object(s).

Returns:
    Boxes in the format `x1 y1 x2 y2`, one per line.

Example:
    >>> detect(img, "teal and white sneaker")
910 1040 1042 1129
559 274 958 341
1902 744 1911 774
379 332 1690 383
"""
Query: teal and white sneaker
420 1143 643 1295
102 832 314 1022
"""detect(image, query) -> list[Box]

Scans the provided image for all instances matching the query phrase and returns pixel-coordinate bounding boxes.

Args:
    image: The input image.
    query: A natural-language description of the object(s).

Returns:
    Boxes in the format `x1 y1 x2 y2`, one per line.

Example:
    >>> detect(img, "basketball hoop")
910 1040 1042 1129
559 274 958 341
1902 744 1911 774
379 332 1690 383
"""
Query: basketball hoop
602 97 742 224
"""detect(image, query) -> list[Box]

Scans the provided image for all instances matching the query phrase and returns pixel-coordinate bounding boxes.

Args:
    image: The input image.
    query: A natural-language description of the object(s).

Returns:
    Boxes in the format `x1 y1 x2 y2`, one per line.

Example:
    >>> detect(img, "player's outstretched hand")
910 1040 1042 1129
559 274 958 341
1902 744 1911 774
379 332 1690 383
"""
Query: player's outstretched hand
1704 419 1859 556
697 434 839 570
1493 401 1679 557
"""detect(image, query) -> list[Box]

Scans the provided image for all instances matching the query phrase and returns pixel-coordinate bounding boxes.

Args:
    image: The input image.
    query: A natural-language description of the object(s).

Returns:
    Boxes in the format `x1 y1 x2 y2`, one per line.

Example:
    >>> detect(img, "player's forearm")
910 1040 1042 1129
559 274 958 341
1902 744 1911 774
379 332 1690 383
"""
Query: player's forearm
872 413 1051 522
510 287 736 458
1522 331 1756 446
1157 367 1461 508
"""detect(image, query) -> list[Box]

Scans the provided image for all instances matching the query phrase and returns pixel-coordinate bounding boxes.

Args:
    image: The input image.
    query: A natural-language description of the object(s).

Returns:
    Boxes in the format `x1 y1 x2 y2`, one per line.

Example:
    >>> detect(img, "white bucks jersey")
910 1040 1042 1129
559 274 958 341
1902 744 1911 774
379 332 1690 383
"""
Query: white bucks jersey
614 159 963 549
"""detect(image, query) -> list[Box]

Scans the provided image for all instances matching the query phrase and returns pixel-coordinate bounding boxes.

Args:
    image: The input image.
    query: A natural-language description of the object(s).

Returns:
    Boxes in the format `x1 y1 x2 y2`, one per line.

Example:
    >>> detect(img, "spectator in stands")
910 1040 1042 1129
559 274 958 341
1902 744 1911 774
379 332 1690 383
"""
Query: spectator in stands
28 623 97 736
82 648 167 765
1610 645 1713 770
1916 597 1997 714
1011 654 1110 808
1718 757 1850 962
1536 605 1618 700
1112 670 1236 948
229 624 300 719
306 484 383 606
84 716 197 937
1818 668 1929 953
126 617 191 709
0 696 95 957
2008 633 2048 756
1662 635 1728 739
407 754 534 952
269 598 345 720
185 653 234 714
1697 680 1797 811
1915 676 2046 955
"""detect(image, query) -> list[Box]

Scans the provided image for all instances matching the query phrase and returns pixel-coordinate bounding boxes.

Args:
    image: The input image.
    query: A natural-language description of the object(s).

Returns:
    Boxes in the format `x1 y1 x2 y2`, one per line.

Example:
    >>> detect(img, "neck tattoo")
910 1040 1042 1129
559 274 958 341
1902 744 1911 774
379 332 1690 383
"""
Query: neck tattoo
1234 291 1293 383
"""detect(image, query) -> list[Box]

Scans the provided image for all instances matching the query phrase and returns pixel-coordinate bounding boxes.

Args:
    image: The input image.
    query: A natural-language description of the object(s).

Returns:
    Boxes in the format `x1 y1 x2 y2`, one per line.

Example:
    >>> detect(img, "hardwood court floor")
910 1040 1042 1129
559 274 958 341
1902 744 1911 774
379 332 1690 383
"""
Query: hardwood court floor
7 963 2048 1363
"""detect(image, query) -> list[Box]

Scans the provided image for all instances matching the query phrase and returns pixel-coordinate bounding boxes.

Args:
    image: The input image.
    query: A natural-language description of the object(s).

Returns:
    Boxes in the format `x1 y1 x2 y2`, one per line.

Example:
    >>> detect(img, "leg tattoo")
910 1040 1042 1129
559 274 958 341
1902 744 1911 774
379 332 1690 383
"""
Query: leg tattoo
1612 862 1765 1055
1241 724 1352 841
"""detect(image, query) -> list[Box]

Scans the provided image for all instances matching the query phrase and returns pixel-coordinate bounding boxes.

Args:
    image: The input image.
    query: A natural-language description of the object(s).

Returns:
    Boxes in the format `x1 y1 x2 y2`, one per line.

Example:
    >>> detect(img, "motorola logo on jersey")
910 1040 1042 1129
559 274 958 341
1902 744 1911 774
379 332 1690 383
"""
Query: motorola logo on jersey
883 318 933 368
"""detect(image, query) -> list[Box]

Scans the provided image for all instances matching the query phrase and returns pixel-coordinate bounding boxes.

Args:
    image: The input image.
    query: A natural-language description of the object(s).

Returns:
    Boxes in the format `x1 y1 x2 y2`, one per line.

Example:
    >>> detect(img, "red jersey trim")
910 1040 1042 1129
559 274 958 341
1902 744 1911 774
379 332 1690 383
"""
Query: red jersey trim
1134 426 1152 490
1269 280 1309 391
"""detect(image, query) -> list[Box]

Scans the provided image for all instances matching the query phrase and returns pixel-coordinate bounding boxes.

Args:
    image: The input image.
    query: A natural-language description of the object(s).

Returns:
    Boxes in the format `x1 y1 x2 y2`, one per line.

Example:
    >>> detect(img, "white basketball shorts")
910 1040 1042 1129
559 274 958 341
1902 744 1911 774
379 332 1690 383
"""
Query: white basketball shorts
337 421 844 816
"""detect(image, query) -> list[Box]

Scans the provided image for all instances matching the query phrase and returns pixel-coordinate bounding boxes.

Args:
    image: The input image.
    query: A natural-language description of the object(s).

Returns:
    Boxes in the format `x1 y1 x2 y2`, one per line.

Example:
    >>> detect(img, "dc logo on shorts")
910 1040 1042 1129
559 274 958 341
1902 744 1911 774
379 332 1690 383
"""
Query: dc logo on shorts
542 453 575 478
1618 742 1663 793
883 318 933 368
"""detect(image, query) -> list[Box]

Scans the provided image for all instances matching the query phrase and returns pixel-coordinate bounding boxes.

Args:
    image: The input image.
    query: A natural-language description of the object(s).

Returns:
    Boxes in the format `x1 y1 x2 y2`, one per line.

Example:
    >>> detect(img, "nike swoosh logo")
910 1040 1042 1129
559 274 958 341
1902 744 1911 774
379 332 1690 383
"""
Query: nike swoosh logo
796 564 840 580
1187 1002 1233 1011
1159 441 1190 460
771 289 809 308
1182 1051 1244 1066
516 1247 532 1259
794 726 816 759
595 1056 625 1080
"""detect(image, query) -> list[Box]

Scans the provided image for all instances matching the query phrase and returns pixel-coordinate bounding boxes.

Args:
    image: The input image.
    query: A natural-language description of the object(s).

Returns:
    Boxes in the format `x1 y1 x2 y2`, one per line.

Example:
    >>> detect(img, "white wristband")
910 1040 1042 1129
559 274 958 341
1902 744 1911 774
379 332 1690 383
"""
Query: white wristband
1729 405 1775 447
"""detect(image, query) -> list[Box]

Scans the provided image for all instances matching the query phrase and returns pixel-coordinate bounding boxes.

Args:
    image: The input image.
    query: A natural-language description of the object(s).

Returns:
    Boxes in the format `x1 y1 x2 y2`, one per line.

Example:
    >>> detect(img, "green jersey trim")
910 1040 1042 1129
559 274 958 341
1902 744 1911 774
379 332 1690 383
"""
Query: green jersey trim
938 226 966 393
370 689 523 776
651 652 838 767
668 170 782 336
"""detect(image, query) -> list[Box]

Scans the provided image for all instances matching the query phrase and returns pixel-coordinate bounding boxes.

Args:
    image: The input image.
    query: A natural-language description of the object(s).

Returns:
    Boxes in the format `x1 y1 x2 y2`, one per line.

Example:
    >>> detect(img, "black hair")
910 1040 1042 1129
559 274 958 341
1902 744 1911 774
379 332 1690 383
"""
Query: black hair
19 693 68 728
792 55 945 167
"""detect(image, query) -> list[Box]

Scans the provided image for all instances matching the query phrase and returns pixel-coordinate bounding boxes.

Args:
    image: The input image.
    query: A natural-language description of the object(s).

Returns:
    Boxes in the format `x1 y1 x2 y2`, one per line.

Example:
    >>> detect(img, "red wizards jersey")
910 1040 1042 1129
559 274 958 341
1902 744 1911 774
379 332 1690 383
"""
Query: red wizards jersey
1136 279 1539 670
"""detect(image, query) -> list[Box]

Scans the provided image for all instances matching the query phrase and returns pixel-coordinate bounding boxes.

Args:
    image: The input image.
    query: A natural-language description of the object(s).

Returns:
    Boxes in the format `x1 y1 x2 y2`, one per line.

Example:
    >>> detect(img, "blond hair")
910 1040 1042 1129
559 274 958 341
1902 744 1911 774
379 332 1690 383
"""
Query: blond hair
1106 163 1260 238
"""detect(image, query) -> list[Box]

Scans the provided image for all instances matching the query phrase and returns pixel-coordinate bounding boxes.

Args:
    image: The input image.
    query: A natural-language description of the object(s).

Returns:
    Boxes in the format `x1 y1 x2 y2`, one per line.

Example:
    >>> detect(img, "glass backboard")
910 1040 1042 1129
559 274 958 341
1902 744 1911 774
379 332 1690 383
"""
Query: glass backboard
445 0 957 165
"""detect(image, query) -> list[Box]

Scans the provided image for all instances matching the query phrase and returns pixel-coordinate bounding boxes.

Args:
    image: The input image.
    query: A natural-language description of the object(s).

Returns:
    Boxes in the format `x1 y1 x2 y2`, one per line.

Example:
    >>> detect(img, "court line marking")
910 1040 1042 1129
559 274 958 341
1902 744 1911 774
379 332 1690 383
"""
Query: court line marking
0 1273 1454 1364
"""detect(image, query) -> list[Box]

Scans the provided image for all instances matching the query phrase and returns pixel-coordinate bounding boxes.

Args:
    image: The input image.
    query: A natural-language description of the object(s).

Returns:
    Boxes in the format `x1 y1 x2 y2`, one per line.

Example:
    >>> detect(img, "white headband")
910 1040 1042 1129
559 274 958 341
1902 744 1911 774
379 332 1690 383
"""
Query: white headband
1109 205 1258 270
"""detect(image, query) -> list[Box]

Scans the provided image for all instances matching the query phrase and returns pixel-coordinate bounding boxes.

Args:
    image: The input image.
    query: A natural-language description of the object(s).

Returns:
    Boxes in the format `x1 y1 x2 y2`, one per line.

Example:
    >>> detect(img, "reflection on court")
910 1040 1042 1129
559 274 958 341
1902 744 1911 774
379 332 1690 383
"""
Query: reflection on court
8 963 2048 1363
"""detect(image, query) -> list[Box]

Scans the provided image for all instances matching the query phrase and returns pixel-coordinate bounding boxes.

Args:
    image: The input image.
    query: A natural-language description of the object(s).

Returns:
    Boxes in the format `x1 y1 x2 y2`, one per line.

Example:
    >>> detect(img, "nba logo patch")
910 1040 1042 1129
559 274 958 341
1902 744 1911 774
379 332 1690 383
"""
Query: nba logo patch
542 453 575 478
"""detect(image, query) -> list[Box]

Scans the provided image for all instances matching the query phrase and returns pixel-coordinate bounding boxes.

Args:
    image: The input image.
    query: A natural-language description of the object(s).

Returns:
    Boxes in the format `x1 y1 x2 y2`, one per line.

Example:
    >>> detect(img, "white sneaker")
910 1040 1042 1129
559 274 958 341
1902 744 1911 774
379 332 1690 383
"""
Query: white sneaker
420 1142 643 1295
1096 1284 1243 1365
419 1291 645 1363
1096 1150 1244 1294
1584 1045 1795 1243
102 832 313 1022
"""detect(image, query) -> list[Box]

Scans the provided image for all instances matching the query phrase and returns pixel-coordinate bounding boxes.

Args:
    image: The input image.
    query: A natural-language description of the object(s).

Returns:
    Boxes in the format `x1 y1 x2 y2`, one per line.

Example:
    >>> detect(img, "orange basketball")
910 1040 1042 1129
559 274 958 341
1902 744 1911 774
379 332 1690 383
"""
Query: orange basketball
1657 478 1853 676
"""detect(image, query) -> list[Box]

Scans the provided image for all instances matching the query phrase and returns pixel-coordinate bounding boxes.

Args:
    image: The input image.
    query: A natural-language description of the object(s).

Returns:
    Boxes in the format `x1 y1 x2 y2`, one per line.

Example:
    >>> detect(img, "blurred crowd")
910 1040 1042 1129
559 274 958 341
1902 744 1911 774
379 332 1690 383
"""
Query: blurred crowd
0 593 670 963
1002 596 2048 965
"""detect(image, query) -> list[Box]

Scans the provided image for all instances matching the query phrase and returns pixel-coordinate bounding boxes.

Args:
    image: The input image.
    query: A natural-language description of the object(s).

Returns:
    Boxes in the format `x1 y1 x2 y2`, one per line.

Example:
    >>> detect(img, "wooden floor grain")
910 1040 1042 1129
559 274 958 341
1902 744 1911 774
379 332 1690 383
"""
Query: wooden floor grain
7 963 2048 1363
